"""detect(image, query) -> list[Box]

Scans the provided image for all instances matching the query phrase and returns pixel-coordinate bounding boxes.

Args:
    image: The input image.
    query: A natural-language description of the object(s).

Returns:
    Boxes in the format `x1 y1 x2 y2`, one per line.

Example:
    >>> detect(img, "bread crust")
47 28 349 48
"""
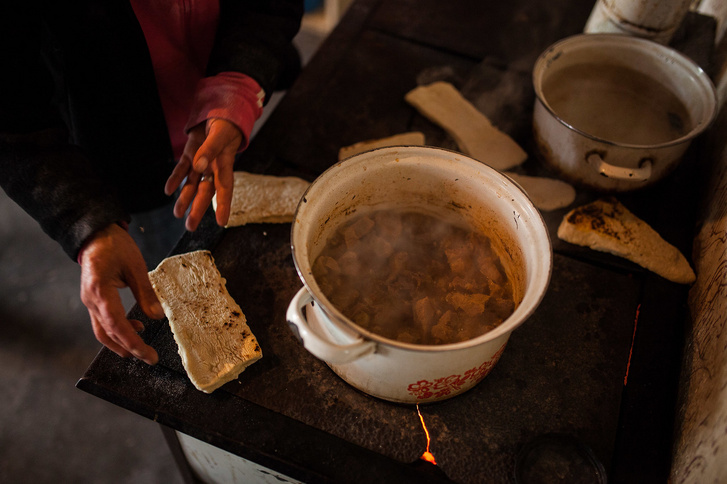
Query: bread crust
213 171 310 227
405 81 527 171
149 250 262 393
557 197 695 284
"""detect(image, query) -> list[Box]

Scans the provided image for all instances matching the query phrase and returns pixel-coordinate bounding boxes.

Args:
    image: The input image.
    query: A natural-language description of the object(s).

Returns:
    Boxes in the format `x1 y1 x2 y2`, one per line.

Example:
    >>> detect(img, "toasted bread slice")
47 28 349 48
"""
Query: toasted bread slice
213 171 310 227
149 250 262 393
504 172 576 211
405 81 527 170
558 198 695 284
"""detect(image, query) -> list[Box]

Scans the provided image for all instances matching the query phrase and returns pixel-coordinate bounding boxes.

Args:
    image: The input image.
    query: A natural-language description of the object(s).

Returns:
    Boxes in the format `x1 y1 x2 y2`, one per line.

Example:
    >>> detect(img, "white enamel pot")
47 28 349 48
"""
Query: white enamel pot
286 146 552 404
533 34 718 192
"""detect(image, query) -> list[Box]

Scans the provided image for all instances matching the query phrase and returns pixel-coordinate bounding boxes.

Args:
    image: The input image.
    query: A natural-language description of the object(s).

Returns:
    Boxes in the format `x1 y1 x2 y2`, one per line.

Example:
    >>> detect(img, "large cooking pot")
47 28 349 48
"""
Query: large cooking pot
533 34 718 192
286 146 552 404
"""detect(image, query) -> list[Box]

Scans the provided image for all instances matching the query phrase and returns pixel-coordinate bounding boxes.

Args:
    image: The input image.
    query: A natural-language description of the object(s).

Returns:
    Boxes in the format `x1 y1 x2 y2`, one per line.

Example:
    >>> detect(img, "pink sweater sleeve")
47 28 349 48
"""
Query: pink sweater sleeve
185 72 265 152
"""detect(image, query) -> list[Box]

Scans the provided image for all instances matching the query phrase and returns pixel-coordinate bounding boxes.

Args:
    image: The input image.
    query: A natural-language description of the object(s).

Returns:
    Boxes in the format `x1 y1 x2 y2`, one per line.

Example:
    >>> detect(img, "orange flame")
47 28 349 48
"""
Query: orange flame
624 303 641 386
416 404 437 465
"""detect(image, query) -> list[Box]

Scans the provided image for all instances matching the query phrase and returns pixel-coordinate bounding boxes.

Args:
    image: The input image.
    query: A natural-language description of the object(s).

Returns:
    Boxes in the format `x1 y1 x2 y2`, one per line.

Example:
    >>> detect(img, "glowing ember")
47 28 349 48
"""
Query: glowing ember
416 404 437 465
624 304 641 386
421 451 437 465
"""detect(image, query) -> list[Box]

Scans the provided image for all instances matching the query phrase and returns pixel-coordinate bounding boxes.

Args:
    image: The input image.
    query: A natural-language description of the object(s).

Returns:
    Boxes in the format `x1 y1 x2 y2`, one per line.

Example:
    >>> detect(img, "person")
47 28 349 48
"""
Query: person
0 1 304 365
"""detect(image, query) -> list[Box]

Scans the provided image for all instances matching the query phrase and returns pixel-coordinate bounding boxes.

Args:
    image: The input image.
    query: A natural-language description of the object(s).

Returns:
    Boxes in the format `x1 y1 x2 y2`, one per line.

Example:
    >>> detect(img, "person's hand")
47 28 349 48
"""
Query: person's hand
79 223 164 365
165 118 242 231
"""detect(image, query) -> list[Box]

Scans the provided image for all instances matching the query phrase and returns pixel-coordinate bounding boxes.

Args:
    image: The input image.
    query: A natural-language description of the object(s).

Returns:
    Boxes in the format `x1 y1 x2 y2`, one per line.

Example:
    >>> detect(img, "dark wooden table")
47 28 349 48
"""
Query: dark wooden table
78 1 714 482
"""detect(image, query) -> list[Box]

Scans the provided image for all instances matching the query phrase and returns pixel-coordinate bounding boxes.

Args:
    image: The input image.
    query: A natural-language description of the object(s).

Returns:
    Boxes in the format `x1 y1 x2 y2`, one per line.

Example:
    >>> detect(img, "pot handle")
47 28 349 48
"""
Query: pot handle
286 287 377 364
586 152 652 181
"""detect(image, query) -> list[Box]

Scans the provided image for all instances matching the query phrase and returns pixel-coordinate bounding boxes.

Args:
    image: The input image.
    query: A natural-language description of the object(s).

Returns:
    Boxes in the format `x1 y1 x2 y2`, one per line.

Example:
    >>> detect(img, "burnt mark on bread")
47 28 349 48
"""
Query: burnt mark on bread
566 197 628 240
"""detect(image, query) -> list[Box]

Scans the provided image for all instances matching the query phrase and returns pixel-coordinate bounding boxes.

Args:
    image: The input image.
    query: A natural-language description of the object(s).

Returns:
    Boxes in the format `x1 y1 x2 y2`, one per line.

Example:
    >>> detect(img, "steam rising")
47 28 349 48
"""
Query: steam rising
312 208 516 345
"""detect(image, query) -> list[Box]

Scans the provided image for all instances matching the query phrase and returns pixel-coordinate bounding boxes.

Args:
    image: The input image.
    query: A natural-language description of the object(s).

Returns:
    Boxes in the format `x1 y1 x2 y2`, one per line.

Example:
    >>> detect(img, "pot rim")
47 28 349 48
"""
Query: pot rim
290 145 553 353
532 33 719 150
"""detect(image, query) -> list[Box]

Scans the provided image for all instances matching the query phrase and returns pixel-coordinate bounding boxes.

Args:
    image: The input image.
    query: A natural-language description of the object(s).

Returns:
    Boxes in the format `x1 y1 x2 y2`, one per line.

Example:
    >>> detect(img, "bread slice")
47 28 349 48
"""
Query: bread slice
148 250 262 393
338 131 426 160
213 171 310 227
404 81 527 171
503 172 576 211
558 198 696 284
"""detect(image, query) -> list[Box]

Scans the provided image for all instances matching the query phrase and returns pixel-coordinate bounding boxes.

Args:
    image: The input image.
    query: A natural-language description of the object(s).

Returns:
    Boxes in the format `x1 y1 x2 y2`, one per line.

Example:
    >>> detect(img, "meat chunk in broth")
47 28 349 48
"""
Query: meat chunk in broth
313 209 515 345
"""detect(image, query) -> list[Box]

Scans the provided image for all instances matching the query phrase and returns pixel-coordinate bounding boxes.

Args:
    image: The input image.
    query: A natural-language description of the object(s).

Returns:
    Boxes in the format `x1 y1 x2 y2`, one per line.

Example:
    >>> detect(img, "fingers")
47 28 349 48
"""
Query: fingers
185 174 216 231
192 119 241 173
122 248 165 321
174 169 202 219
83 279 159 365
165 154 192 196
166 126 204 198
171 119 242 230
79 224 160 365
193 120 240 228
90 314 131 359
130 319 145 332
213 153 234 227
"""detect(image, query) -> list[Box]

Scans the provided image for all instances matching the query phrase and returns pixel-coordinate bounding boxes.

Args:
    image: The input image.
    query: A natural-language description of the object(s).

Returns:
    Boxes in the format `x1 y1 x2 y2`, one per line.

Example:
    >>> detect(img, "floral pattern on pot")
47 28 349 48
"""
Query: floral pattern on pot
407 343 508 400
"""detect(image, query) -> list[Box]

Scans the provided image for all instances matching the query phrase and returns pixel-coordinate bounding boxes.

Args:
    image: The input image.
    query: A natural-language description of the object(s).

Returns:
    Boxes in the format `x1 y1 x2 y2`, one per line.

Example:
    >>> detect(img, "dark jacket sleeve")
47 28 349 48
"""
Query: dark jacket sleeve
209 0 305 102
0 3 130 261
0 1 304 261
0 130 131 261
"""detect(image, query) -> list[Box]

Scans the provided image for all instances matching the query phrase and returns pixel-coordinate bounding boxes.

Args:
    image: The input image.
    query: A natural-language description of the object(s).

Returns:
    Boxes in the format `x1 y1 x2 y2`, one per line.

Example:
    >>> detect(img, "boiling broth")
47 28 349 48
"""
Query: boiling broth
543 63 691 145
312 209 516 345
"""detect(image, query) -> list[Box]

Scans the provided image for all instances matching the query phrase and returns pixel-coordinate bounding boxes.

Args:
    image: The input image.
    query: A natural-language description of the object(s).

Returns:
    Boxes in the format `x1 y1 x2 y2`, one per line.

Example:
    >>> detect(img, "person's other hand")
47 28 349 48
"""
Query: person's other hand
165 118 242 231
79 224 163 365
